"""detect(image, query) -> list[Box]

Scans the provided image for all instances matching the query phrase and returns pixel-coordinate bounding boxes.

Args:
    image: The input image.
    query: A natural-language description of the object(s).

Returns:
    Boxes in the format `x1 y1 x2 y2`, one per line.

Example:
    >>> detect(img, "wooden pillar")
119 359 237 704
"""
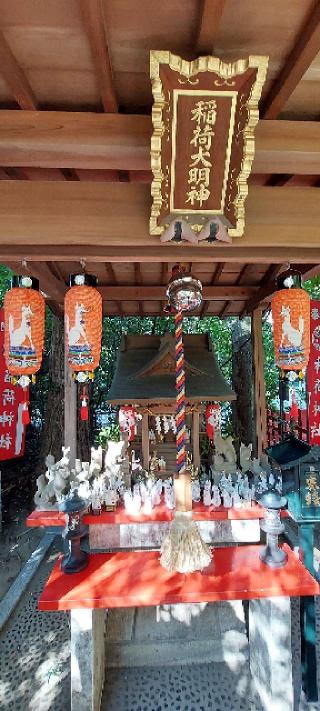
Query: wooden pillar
252 308 267 458
192 411 200 470
64 349 77 468
142 413 149 470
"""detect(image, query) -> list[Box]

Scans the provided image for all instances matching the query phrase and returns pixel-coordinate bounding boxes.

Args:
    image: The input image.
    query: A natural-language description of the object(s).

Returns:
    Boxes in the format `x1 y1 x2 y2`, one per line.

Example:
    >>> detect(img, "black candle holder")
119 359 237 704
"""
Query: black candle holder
59 489 88 574
259 488 288 568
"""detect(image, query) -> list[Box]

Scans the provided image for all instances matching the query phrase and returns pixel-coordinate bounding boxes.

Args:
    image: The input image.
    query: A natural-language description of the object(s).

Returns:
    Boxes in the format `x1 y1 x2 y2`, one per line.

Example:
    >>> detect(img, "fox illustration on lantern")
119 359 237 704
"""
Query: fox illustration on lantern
272 270 310 371
4 276 45 380
4 275 45 425
65 275 102 375
64 274 102 420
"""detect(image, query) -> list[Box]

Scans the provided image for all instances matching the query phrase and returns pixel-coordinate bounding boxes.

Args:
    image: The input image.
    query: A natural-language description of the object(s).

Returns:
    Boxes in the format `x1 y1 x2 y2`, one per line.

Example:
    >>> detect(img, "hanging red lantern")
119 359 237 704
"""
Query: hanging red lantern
206 404 221 441
4 275 45 425
271 269 310 372
4 276 45 379
64 274 102 420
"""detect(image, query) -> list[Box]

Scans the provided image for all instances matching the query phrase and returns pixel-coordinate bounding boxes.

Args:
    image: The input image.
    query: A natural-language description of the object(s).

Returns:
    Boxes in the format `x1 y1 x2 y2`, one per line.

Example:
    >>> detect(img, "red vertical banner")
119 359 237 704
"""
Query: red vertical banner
0 308 27 459
119 406 137 442
307 300 320 445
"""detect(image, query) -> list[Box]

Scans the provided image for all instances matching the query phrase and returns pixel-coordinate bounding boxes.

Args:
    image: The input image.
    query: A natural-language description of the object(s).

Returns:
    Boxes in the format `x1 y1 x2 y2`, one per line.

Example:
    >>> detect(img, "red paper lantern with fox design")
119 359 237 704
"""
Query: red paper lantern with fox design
4 275 45 424
271 270 310 372
64 274 102 420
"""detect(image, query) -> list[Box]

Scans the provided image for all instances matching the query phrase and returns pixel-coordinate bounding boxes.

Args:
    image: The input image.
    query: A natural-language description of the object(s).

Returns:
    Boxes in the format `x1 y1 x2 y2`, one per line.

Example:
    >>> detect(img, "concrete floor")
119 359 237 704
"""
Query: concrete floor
0 539 320 711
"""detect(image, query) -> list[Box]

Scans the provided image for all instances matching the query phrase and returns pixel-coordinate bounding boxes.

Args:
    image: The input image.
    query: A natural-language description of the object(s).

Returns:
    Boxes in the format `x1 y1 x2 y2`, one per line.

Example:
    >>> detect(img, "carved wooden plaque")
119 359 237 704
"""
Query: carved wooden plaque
150 52 268 238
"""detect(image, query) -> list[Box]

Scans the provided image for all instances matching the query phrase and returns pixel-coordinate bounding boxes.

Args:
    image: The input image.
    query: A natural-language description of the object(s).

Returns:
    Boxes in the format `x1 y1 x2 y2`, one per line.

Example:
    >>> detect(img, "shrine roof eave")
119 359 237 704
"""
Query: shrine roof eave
107 395 236 406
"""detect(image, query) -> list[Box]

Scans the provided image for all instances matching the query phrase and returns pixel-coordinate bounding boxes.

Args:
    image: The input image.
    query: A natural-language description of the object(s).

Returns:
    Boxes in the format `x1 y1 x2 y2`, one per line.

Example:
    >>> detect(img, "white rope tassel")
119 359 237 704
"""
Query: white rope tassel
160 511 212 574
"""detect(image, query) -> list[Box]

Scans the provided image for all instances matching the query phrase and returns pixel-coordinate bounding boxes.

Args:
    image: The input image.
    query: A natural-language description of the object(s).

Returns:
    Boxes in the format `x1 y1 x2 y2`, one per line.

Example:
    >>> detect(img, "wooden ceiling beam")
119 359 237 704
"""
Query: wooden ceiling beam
0 32 37 110
0 112 319 175
98 285 258 301
262 2 320 119
0 182 319 250
79 0 117 112
196 0 226 54
0 246 319 266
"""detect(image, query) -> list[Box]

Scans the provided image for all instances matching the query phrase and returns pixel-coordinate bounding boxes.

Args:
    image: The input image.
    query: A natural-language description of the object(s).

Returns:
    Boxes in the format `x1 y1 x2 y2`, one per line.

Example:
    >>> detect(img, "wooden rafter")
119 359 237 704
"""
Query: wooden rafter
134 263 144 316
0 32 37 110
244 264 284 315
219 302 229 319
235 264 250 285
79 0 118 112
104 262 122 316
0 112 319 175
262 2 320 119
60 168 80 181
196 0 226 54
3 167 29 180
200 262 224 317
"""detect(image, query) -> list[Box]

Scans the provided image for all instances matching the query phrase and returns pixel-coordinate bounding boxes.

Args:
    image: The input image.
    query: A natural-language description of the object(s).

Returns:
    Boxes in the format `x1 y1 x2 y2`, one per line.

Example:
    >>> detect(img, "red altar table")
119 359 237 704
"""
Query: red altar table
39 544 317 611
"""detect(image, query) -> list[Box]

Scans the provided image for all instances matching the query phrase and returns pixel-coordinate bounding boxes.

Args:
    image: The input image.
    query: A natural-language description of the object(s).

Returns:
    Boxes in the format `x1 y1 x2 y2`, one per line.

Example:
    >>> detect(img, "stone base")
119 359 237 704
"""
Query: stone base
249 596 293 711
89 519 260 550
71 608 106 711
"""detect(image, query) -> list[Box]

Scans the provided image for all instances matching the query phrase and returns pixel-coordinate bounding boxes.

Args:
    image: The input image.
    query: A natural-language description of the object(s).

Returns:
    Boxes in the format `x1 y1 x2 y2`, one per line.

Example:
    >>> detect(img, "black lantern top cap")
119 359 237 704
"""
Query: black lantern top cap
69 273 98 288
276 268 302 291
11 275 39 291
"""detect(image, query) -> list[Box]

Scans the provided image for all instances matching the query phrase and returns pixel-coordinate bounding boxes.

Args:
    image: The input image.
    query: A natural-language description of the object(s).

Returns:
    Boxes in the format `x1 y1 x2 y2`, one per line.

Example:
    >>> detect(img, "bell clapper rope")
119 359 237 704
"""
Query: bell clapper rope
160 302 212 575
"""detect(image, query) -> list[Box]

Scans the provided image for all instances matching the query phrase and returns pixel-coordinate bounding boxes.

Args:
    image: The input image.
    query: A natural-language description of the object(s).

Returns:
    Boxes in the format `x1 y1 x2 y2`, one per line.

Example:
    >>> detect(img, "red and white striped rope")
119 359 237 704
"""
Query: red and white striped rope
175 309 186 475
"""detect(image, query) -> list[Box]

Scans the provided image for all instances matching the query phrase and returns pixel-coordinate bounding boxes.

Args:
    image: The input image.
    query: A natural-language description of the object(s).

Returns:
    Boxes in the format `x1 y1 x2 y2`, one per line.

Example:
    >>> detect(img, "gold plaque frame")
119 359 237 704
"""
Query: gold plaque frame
150 52 268 238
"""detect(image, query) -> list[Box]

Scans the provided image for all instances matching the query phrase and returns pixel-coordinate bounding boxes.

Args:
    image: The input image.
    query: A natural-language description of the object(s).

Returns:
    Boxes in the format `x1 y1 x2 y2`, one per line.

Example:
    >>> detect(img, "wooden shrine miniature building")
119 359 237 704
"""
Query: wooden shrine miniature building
108 333 235 471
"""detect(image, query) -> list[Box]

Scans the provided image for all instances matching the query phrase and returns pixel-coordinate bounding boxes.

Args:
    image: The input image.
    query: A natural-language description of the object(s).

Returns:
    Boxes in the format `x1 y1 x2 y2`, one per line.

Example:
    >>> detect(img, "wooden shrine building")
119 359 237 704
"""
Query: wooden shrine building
107 333 235 469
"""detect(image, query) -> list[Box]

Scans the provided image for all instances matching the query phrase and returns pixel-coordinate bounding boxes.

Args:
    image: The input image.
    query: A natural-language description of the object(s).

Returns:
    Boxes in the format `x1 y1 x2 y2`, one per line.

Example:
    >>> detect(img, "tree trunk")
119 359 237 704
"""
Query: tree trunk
231 318 254 448
38 315 64 469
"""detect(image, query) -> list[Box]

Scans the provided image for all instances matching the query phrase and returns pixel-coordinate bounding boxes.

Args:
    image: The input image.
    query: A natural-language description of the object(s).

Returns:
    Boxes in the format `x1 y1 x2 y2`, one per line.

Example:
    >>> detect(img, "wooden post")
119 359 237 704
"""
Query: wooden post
64 349 77 468
192 411 200 470
142 412 149 470
252 308 267 458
